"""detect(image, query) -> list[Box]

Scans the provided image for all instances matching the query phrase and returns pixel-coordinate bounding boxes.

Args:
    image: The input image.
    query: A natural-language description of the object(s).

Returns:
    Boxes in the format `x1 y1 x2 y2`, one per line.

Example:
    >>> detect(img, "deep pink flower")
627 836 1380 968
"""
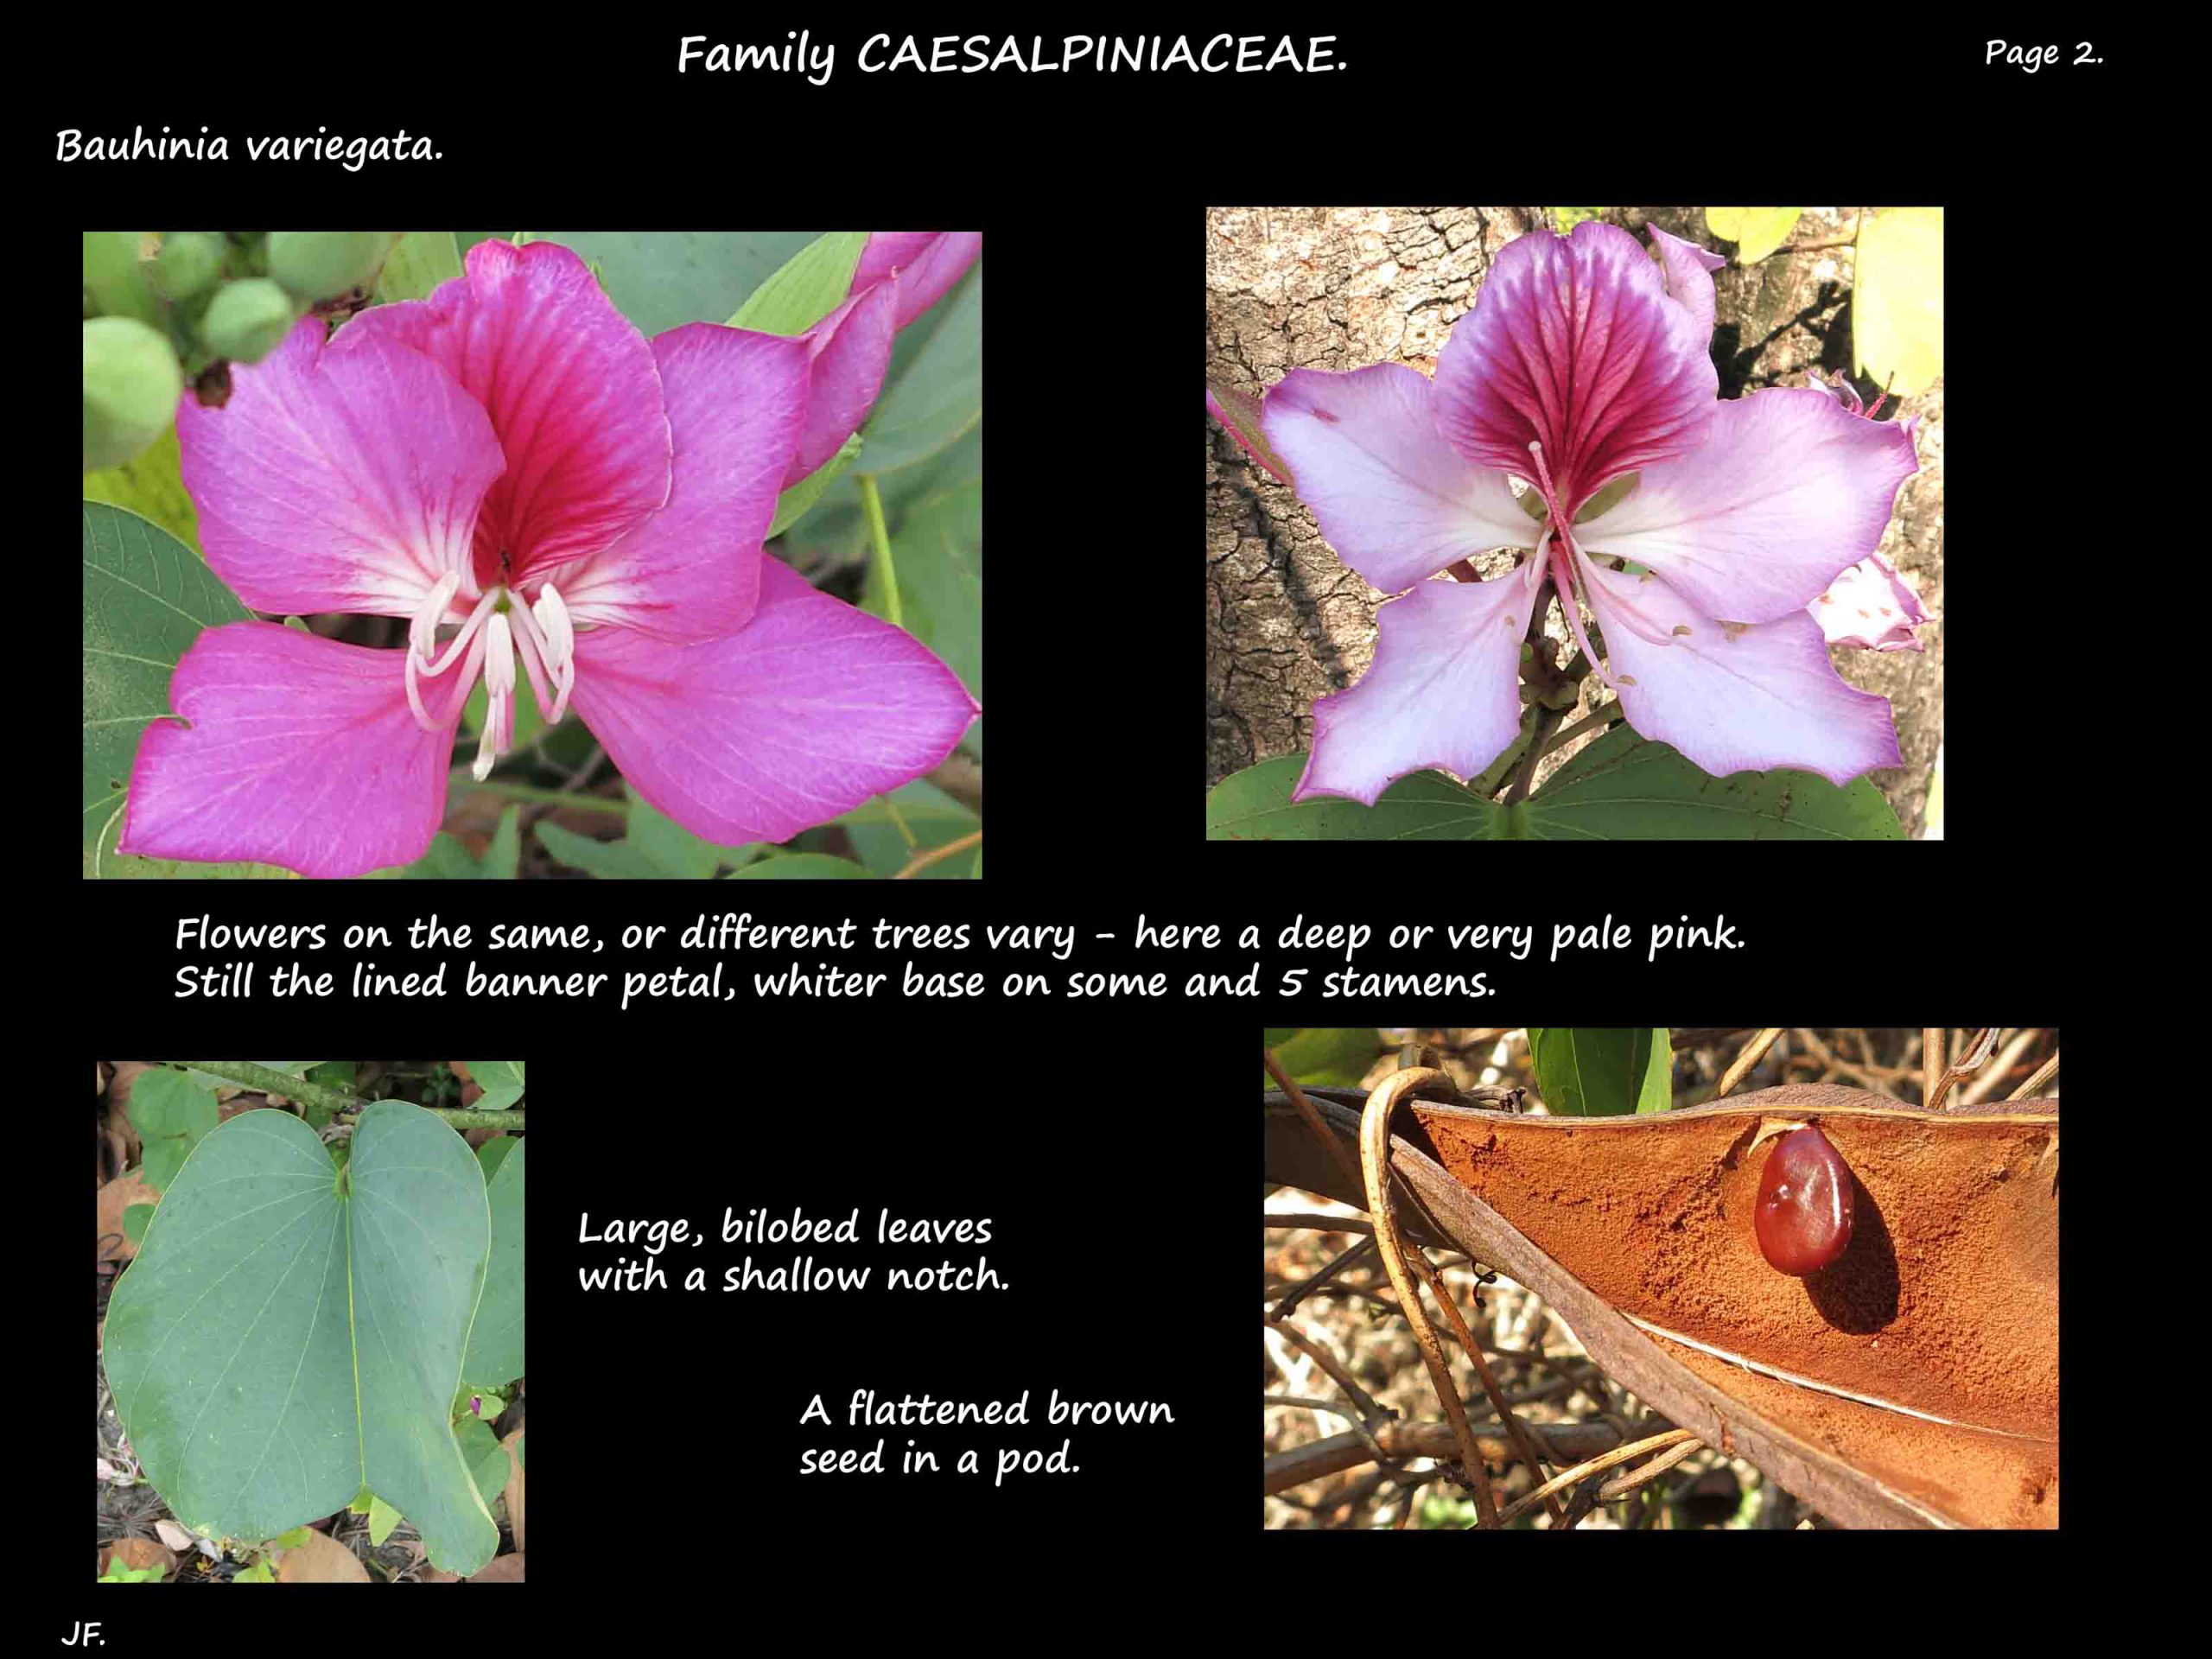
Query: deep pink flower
122 238 977 877
1223 220 1921 801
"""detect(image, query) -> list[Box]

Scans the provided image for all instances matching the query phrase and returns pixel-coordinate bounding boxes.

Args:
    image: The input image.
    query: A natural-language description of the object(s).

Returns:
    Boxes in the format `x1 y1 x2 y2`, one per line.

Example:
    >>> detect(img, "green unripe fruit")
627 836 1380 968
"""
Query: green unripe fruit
199 278 299 365
266 231 395 302
153 232 226 302
84 317 184 471
82 231 161 327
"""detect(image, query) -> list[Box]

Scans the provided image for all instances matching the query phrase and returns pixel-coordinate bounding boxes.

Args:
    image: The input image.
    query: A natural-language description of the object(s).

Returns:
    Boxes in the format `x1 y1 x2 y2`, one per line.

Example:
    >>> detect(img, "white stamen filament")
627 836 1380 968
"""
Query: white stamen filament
473 612 516 781
1536 524 1619 694
523 583 577 722
405 578 499 730
409 571 462 662
533 583 574 668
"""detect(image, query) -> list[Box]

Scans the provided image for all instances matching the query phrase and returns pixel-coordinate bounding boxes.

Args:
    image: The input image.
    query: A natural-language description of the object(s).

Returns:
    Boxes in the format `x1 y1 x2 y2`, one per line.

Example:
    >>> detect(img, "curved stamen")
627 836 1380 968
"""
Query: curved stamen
423 623 490 730
534 584 576 721
472 612 516 781
507 585 577 727
1528 443 1624 694
409 571 462 662
404 637 442 731
420 591 499 677
507 605 555 723
1538 525 1618 694
405 586 503 731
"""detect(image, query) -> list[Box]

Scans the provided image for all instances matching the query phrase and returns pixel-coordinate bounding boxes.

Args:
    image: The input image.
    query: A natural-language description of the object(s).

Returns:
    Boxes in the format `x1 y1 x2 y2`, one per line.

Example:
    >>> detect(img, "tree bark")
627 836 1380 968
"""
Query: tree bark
1204 206 1943 836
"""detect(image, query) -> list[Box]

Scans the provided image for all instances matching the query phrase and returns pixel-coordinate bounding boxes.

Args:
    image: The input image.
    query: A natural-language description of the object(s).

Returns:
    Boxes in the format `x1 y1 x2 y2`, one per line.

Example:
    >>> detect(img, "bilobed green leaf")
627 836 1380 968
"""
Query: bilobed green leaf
1524 725 1903 840
123 1203 156 1245
1527 1028 1673 1116
1209 731 1899 841
463 1139 525 1389
1206 758 1503 839
103 1103 500 1575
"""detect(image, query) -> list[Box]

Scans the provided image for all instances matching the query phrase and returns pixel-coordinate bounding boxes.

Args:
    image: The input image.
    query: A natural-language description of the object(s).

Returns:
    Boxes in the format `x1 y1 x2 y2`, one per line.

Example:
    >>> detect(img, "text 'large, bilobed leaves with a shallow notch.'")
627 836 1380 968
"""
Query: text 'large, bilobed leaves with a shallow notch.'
103 1103 498 1573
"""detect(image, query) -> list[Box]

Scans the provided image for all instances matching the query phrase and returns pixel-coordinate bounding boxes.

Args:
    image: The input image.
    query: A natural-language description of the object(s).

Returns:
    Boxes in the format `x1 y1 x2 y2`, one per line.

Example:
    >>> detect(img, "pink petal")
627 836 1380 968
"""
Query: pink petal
1580 562 1900 787
558 324 810 641
1433 221 1717 508
786 276 899 484
569 561 977 844
120 624 453 878
852 232 980 327
1295 559 1545 805
1577 386 1920 625
1802 365 1864 415
1645 224 1728 341
337 239 671 586
1812 550 1928 652
177 317 503 618
1259 364 1534 594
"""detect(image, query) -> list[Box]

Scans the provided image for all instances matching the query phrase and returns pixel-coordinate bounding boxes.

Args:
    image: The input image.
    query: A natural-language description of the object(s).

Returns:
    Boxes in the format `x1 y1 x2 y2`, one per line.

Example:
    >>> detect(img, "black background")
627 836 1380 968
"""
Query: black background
38 19 2113 1631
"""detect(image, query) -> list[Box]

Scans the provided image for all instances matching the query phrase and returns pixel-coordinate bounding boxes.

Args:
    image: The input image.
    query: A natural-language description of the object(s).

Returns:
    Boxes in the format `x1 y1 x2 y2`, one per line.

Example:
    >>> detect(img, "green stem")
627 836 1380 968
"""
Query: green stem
178 1062 363 1116
1501 708 1561 808
176 1063 524 1130
399 1109 526 1130
1535 699 1623 763
856 471 901 628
